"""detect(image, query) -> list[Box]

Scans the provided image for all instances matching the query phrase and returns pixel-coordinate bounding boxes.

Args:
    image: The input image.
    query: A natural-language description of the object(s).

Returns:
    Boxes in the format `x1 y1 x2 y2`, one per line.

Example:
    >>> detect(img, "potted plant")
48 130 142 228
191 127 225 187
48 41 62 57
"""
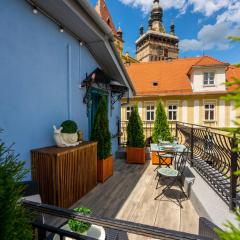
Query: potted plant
61 120 79 144
151 101 173 165
65 207 105 240
0 131 32 240
127 106 145 164
90 97 113 183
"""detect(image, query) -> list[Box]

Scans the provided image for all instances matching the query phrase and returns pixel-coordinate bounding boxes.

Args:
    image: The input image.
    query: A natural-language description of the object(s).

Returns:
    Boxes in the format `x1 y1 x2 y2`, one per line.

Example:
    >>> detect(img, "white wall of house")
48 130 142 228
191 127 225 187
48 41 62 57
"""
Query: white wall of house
191 67 226 92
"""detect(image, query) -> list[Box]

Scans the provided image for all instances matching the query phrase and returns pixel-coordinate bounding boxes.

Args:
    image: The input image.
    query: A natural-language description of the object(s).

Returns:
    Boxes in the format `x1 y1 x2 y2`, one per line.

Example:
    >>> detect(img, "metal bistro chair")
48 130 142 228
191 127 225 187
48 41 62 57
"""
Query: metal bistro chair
155 150 176 186
154 148 189 208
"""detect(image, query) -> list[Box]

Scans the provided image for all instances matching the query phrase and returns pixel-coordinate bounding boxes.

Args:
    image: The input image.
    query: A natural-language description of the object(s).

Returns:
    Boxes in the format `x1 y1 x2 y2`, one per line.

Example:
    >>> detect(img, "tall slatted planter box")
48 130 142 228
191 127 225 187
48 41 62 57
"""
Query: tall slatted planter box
31 142 97 208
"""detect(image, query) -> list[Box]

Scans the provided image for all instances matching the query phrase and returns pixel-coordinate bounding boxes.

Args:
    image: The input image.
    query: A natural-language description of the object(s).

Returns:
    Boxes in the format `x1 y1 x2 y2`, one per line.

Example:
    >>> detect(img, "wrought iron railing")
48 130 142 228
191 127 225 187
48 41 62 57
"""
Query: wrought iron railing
119 121 176 147
23 200 212 240
176 122 240 210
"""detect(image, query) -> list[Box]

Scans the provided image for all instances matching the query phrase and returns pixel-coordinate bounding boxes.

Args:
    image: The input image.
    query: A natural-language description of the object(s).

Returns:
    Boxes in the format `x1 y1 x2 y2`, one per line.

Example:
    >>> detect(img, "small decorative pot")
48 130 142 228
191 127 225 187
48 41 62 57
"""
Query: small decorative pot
53 224 105 240
61 133 78 144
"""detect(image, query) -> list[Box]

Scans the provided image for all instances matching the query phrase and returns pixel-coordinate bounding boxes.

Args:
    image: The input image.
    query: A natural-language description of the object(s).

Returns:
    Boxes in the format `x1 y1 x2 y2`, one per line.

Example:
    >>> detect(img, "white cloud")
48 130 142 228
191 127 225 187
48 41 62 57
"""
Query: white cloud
180 22 240 51
118 0 231 16
188 0 229 17
217 1 240 24
118 0 187 14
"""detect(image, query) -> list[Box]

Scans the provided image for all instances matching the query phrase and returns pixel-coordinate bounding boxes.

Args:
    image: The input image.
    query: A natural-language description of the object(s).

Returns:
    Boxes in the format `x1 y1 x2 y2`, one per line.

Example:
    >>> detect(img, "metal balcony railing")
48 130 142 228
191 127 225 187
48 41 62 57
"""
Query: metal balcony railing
176 122 240 210
23 200 213 240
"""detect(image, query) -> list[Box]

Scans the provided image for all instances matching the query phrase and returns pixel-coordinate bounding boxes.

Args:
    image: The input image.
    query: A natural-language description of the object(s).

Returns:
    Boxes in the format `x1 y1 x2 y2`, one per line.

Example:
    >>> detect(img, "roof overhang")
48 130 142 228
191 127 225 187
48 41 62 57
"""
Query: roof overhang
26 0 135 96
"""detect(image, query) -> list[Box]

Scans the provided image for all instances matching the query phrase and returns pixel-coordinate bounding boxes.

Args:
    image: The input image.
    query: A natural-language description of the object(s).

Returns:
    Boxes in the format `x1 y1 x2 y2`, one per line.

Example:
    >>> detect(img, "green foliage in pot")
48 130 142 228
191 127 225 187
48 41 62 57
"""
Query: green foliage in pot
152 101 173 143
0 130 32 240
127 106 145 148
90 97 111 160
61 120 78 133
68 207 92 234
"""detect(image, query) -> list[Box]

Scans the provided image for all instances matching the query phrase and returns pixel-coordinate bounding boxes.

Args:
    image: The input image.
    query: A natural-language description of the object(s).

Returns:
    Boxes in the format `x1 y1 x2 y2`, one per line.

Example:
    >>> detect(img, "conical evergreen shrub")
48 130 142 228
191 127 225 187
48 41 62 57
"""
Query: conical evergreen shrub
90 97 111 160
152 101 173 143
0 131 32 240
127 106 145 147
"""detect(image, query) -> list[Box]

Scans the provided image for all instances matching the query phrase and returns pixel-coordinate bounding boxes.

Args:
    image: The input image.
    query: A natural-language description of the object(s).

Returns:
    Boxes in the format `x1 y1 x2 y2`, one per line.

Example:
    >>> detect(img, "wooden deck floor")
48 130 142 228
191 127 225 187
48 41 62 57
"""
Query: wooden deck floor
74 159 199 239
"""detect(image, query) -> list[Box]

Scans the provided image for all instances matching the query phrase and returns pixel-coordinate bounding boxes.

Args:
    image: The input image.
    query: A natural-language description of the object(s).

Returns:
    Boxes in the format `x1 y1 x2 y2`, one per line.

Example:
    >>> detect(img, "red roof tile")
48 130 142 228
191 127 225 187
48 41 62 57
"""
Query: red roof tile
95 0 118 36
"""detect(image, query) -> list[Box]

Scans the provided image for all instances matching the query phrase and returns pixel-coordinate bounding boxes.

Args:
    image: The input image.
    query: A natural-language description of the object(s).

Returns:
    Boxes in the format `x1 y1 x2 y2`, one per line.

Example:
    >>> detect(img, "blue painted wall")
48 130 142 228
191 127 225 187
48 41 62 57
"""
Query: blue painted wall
0 0 120 179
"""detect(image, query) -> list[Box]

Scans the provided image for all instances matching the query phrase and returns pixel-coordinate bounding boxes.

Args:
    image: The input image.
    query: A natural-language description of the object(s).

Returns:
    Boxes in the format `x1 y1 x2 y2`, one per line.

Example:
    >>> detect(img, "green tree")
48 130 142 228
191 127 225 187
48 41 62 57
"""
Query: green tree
127 106 145 147
0 131 32 240
216 35 240 240
90 97 111 160
152 101 173 143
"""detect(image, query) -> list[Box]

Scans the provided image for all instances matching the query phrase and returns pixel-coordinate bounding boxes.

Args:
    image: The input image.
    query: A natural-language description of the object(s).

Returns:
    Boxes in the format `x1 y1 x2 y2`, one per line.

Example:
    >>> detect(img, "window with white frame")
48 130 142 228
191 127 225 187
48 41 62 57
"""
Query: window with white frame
126 106 134 121
168 105 177 121
204 104 215 121
146 105 155 121
203 72 215 86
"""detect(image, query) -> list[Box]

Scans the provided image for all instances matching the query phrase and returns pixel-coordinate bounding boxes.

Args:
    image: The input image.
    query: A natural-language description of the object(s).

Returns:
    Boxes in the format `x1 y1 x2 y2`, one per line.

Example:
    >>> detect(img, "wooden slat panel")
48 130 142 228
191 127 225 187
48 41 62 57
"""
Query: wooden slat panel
31 142 97 208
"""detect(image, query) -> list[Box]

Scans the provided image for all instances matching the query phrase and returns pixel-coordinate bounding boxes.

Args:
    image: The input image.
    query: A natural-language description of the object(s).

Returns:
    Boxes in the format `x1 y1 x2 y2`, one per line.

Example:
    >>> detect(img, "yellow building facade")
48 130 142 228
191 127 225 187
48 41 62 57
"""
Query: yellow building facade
121 94 238 128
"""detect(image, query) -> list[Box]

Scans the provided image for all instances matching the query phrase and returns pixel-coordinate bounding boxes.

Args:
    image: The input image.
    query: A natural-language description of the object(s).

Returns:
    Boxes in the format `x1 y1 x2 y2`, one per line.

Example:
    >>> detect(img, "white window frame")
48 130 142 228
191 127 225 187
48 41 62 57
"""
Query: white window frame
146 105 155 121
204 100 217 122
203 72 215 86
126 106 134 121
167 103 178 121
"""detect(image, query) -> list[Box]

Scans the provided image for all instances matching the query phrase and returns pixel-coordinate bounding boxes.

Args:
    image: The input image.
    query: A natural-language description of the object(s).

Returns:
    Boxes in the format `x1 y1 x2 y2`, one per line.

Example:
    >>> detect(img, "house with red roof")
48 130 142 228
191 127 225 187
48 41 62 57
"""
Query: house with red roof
121 56 240 134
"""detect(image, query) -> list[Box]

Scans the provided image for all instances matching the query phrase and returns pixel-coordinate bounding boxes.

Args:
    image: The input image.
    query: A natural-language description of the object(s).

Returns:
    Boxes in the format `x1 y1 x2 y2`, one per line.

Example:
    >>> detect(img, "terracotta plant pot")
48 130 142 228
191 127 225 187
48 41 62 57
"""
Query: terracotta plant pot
151 152 172 166
97 155 113 183
127 147 146 164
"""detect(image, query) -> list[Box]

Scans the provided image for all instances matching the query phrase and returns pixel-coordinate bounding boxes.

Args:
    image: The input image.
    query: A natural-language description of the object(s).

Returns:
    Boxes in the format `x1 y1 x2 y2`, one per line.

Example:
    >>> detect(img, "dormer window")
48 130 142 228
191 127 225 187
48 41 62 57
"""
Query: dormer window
204 72 215 86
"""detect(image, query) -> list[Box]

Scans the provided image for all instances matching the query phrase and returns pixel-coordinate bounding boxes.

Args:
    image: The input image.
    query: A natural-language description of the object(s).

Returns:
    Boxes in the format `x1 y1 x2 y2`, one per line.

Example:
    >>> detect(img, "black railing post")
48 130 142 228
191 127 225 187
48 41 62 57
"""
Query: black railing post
230 134 238 210
190 125 194 167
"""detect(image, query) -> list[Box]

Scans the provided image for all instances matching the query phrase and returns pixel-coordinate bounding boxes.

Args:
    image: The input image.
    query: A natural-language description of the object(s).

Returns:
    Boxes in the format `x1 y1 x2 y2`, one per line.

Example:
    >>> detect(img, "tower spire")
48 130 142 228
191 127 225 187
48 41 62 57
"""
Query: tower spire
170 19 175 35
150 0 165 32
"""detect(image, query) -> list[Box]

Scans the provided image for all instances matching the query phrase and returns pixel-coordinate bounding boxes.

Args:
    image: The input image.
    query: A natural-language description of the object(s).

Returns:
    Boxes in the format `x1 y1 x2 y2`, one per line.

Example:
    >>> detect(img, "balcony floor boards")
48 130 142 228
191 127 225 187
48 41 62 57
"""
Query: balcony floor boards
73 159 199 239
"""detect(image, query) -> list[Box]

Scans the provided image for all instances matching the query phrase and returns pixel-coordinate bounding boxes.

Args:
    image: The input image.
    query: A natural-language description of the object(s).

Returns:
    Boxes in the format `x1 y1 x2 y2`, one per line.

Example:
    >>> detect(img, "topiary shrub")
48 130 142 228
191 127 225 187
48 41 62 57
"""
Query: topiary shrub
0 130 32 240
68 207 92 234
127 106 145 148
90 97 111 160
61 120 78 133
152 101 173 143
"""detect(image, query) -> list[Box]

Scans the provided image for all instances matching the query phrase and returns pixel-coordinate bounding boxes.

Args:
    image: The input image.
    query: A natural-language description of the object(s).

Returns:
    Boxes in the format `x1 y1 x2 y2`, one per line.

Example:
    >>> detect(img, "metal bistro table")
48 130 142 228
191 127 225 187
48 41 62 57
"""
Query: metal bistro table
150 143 189 169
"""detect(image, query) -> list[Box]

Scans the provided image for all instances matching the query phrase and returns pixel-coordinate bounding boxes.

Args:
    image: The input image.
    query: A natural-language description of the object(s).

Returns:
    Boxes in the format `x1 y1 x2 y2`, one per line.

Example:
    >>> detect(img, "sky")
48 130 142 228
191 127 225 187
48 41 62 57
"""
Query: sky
89 0 240 64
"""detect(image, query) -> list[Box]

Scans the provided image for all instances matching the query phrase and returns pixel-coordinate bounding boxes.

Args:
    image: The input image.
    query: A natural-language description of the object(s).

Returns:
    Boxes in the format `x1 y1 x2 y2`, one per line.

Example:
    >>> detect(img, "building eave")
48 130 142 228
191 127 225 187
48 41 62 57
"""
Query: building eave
26 0 135 96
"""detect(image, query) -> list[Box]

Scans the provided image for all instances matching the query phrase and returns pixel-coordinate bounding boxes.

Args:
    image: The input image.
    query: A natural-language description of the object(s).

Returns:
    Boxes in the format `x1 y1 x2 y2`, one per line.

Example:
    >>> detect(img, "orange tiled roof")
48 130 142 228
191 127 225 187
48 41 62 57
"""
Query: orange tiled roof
226 65 240 91
95 0 118 36
126 56 234 96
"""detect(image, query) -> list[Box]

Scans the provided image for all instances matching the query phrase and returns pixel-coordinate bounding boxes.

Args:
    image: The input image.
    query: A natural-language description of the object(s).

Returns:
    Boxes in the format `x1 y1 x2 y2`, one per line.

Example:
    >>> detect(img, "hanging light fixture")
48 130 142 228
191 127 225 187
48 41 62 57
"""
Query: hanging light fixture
60 26 64 33
32 7 38 14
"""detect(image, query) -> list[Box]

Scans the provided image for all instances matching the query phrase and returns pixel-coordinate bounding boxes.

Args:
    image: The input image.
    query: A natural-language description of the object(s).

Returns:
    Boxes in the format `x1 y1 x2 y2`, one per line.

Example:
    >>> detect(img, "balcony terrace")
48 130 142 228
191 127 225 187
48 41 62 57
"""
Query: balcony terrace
23 121 239 240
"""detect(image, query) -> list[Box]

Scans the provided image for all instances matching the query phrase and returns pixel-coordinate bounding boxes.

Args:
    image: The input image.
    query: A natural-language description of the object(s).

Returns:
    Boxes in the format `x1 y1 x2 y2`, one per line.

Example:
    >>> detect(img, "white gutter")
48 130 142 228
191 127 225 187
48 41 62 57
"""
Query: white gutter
75 0 135 95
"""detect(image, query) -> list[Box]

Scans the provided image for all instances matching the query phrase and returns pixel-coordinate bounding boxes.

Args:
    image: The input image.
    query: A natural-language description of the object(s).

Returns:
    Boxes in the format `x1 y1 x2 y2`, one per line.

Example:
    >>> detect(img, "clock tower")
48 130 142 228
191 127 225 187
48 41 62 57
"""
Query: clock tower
136 0 179 62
